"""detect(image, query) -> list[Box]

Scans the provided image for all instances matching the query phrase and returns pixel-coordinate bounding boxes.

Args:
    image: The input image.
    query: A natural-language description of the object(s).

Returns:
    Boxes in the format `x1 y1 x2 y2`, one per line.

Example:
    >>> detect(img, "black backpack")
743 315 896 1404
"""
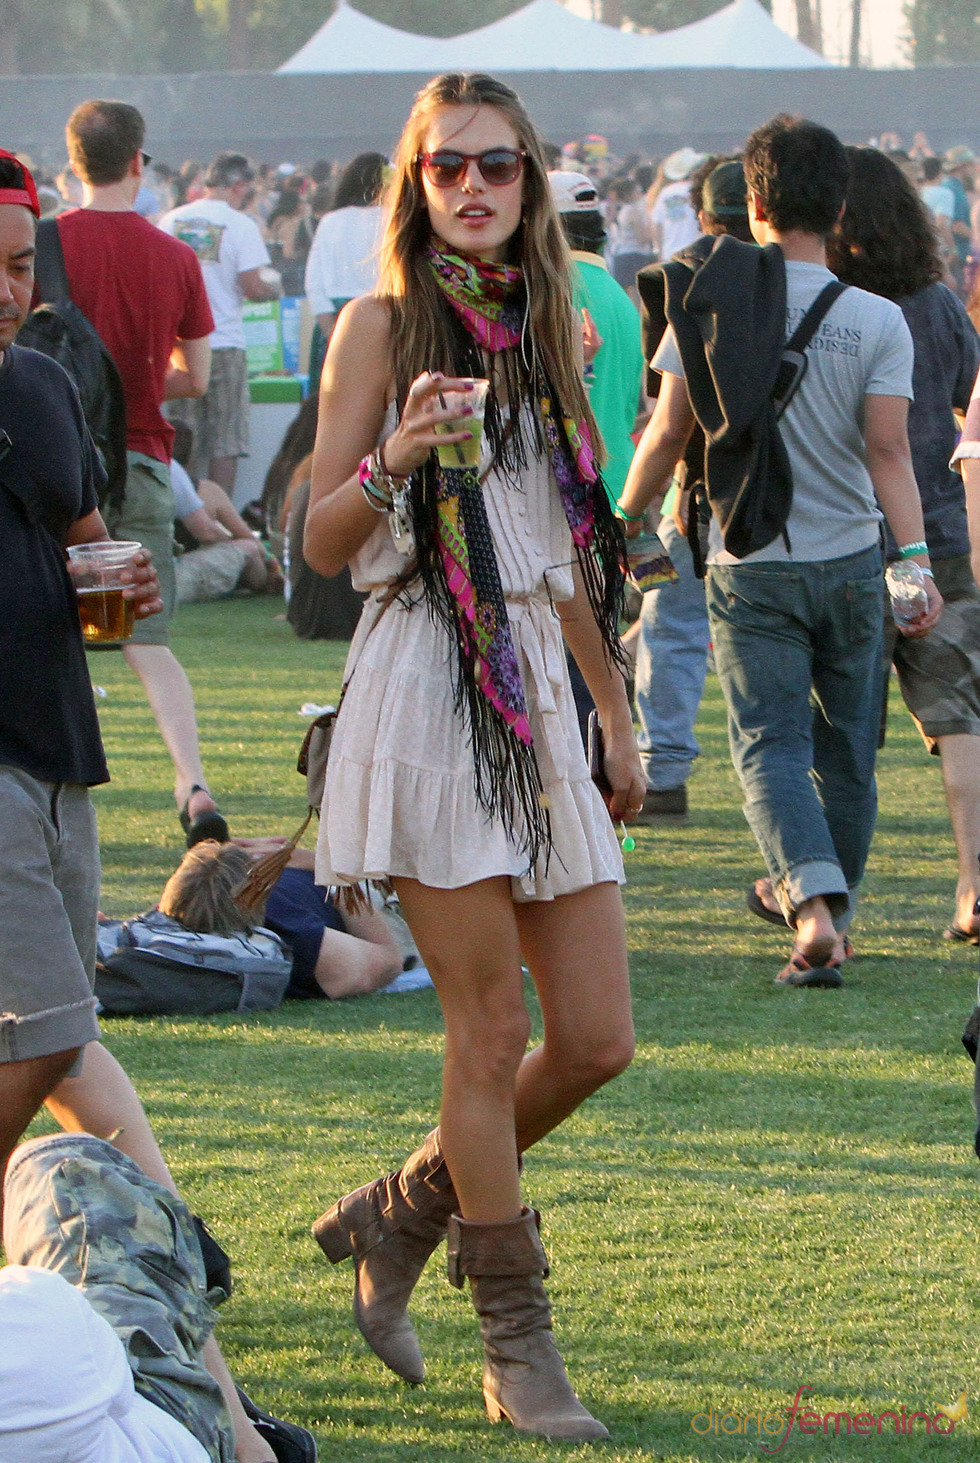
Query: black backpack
18 218 128 514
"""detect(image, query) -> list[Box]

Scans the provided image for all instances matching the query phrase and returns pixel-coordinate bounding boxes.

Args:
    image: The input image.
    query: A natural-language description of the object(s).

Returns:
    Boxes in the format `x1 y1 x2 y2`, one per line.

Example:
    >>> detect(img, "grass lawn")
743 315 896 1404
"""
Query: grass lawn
34 596 980 1461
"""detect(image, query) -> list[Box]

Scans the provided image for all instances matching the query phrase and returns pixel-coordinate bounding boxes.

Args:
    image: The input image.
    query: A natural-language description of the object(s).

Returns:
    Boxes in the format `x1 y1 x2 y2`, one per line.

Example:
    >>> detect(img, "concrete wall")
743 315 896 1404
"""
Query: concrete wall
6 65 978 168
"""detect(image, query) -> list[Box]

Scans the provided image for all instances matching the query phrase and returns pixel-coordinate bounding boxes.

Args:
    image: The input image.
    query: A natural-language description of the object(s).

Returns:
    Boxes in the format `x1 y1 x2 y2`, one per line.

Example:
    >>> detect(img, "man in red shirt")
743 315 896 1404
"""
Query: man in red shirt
60 100 226 843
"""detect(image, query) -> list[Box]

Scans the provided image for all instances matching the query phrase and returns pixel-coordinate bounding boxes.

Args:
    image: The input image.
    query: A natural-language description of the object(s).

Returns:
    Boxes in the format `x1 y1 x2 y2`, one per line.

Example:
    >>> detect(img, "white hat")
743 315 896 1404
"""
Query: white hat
663 146 705 182
548 170 600 214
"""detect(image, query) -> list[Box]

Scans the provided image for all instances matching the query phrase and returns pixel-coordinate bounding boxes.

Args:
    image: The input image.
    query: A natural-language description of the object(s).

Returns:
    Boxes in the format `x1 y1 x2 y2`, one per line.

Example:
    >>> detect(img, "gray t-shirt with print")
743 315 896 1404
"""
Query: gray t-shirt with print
654 259 915 564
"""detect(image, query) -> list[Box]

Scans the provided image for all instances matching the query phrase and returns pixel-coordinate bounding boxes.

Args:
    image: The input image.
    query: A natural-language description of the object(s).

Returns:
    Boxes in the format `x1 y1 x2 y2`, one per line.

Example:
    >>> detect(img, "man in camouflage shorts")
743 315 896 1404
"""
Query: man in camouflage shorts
2 1132 233 1462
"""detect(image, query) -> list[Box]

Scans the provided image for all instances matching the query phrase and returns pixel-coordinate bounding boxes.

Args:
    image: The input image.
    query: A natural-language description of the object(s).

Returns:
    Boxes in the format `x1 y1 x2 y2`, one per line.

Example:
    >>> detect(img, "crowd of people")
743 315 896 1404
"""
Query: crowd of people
3 75 980 1459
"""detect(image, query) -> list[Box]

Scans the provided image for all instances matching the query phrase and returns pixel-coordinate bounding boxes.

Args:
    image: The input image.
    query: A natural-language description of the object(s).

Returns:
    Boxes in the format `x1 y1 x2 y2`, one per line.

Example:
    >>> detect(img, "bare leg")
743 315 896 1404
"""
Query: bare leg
392 877 635 1214
513 881 634 1151
938 733 980 933
208 456 238 494
121 643 217 818
0 1047 80 1233
392 876 527 1224
45 1042 274 1463
45 1041 176 1192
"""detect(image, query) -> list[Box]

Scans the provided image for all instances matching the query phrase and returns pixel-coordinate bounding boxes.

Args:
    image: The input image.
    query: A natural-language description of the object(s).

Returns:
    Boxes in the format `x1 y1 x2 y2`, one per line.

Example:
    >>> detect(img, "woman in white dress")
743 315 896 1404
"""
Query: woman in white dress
303 71 643 1442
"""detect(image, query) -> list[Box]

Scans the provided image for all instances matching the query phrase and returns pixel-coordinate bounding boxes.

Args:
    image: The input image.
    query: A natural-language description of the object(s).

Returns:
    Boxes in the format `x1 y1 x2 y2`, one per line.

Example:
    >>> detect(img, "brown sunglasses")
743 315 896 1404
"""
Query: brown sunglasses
417 148 527 189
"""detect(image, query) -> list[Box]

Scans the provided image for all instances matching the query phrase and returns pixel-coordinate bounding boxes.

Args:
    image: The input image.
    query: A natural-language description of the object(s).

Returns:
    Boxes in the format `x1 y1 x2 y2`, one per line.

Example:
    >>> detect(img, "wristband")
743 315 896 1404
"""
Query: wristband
897 541 928 560
615 505 645 523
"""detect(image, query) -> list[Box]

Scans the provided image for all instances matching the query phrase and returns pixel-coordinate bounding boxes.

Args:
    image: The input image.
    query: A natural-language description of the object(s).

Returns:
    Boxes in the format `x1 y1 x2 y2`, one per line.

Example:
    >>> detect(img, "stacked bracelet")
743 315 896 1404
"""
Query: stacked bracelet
615 505 645 523
358 451 405 514
897 541 928 560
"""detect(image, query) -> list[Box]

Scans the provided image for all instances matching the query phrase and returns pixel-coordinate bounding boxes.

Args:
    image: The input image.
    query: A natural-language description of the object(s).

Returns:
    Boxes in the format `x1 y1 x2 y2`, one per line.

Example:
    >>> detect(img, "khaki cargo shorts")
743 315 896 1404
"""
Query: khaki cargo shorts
0 766 101 1065
885 555 980 754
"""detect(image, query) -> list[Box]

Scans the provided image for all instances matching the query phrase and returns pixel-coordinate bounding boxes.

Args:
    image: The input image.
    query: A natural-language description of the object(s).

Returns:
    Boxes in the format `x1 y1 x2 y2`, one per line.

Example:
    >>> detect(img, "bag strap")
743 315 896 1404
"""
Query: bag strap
772 280 848 420
33 218 72 305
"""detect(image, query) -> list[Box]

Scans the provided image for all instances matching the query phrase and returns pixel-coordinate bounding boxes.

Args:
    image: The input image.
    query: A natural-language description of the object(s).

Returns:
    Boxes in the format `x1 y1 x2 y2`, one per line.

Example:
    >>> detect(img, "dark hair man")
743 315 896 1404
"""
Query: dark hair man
160 150 279 492
0 146 313 1463
0 148 161 1193
619 114 942 986
58 98 228 847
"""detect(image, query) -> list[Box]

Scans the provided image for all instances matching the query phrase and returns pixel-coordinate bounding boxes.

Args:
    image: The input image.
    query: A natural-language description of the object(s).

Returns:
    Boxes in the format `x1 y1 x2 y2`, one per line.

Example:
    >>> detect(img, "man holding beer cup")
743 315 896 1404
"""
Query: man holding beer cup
0 149 162 1208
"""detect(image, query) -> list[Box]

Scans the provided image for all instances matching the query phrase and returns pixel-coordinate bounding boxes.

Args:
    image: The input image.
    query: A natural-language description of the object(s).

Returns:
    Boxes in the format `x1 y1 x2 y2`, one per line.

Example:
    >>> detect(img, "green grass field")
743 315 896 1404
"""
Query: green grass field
36 596 980 1462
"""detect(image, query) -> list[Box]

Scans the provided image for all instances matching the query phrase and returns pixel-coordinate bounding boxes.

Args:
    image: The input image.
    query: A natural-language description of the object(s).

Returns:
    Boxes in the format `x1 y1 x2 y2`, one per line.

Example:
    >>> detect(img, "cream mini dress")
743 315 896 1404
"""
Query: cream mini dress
314 408 624 902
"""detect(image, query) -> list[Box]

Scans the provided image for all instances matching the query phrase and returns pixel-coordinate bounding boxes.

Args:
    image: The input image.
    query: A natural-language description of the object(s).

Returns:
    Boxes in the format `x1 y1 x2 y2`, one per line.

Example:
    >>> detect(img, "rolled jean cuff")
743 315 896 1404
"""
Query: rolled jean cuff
777 860 849 924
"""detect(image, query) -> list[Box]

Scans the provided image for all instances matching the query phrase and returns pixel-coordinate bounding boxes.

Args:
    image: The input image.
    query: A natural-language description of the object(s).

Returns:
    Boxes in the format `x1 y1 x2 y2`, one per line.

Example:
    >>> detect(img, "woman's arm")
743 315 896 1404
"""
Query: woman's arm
303 294 480 578
557 562 645 821
864 393 943 638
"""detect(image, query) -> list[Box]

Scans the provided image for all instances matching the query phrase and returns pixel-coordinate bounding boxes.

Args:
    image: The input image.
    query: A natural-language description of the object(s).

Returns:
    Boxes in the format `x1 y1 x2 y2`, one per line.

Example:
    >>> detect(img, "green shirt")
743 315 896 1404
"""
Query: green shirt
570 251 644 505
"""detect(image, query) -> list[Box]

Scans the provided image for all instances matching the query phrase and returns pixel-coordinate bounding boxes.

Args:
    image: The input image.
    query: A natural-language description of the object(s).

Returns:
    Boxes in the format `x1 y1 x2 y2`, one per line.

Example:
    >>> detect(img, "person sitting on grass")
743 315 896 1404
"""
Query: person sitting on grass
1 1132 316 1463
172 457 284 607
160 840 408 1000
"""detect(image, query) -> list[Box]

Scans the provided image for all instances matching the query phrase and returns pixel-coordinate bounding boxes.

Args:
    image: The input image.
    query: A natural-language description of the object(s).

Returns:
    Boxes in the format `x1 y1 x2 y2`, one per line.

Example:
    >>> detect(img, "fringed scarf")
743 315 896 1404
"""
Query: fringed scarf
404 241 625 871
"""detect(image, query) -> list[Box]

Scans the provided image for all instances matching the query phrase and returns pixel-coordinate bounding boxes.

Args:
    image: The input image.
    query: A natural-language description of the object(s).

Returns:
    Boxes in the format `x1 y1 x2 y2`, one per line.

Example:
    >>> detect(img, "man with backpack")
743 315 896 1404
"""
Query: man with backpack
618 115 942 986
0 148 317 1463
48 100 229 847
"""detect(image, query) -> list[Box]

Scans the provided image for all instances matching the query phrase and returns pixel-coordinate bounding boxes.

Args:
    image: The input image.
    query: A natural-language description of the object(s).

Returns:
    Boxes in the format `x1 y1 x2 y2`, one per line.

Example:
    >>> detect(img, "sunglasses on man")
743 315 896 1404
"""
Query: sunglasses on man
417 148 527 189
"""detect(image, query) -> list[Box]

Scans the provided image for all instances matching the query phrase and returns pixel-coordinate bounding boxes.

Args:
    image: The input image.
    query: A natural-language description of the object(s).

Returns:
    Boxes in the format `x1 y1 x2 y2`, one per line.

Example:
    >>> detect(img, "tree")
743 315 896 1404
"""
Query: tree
906 0 980 64
793 0 822 51
599 0 738 26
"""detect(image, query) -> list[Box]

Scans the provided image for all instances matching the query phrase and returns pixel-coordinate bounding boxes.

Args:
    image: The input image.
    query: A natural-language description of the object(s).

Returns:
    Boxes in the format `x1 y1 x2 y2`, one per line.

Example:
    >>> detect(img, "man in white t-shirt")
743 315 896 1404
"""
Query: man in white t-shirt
160 153 278 493
650 146 704 262
619 116 943 988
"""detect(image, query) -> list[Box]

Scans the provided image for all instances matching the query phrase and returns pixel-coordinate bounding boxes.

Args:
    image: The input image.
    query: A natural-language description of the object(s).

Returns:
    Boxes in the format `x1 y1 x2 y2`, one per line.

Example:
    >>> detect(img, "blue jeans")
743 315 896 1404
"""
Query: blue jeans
635 516 710 791
706 543 884 925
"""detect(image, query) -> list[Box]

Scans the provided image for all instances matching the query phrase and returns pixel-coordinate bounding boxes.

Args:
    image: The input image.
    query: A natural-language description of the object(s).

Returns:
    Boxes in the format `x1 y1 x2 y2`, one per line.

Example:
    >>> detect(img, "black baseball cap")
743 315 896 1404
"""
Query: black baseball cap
702 160 747 221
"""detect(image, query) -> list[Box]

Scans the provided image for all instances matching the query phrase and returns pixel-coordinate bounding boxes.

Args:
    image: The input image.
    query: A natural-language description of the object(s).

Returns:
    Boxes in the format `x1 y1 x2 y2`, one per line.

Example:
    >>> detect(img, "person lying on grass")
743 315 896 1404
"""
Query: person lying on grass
160 839 406 1000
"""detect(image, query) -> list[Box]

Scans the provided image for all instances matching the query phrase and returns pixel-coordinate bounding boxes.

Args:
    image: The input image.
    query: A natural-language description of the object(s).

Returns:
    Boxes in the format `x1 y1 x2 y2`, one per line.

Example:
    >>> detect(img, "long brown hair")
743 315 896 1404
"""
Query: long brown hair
826 145 943 301
378 72 595 442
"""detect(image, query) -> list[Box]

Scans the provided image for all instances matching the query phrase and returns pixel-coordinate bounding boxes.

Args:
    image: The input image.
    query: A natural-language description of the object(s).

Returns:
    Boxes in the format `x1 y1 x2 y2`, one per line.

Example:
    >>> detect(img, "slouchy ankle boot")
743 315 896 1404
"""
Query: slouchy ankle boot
311 1129 456 1383
447 1208 610 1442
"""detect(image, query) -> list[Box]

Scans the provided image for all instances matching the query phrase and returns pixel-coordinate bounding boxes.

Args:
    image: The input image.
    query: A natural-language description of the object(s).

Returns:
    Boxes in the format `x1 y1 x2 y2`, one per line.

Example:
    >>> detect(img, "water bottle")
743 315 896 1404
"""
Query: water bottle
885 561 929 628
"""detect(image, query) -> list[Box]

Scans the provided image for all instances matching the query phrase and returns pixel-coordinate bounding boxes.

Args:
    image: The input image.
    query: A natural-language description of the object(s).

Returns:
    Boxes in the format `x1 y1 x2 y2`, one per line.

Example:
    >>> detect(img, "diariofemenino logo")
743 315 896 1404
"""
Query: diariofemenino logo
691 1385 967 1452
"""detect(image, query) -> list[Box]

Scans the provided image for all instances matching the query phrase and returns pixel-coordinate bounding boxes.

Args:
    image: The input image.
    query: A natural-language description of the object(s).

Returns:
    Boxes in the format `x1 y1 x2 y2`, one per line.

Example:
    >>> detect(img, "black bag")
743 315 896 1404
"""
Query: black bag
18 218 128 514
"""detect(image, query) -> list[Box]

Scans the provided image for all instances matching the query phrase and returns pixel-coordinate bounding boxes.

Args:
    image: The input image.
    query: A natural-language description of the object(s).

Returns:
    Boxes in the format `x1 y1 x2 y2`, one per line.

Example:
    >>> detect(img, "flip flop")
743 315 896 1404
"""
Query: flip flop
775 949 844 989
746 879 787 927
178 784 230 849
943 923 980 946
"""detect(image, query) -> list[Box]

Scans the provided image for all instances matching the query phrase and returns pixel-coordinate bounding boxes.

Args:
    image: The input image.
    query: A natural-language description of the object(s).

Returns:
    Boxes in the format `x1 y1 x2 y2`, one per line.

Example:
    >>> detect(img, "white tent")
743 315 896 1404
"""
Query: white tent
638 0 833 68
278 0 833 74
278 2 440 73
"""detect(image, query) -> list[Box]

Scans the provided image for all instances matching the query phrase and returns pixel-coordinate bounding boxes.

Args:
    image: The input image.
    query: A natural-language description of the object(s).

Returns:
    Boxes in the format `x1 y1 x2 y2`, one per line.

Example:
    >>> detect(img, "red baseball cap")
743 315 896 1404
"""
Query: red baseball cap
0 149 40 218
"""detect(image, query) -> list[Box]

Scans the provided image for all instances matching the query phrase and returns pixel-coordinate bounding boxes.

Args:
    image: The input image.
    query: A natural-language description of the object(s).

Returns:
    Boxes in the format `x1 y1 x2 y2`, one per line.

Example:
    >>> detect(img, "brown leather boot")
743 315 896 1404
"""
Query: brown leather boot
447 1208 610 1441
311 1129 456 1383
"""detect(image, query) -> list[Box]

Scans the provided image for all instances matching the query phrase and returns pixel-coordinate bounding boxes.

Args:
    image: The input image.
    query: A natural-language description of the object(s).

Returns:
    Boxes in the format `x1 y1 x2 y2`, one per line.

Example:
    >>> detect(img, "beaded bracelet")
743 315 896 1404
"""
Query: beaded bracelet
897 541 928 560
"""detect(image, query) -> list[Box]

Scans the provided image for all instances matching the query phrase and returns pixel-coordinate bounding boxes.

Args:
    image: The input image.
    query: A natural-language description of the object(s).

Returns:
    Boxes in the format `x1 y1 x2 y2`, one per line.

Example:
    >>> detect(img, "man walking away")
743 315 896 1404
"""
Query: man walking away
160 152 279 493
59 100 228 846
618 116 942 986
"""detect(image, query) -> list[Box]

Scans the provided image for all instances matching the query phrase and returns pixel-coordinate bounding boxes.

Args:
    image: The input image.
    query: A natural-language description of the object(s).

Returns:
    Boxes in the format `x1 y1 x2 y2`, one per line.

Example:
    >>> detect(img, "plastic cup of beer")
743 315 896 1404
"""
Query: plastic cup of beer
435 379 490 469
66 540 141 646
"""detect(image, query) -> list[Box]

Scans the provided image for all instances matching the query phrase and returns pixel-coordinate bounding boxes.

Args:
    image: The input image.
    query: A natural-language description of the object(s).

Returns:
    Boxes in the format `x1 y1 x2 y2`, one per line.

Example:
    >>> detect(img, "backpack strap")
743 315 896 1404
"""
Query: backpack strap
33 218 72 305
772 280 848 420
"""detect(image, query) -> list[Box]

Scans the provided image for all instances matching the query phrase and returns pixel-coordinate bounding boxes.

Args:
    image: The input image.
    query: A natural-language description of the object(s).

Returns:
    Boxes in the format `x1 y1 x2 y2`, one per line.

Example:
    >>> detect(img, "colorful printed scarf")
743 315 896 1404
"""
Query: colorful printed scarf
407 243 625 870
